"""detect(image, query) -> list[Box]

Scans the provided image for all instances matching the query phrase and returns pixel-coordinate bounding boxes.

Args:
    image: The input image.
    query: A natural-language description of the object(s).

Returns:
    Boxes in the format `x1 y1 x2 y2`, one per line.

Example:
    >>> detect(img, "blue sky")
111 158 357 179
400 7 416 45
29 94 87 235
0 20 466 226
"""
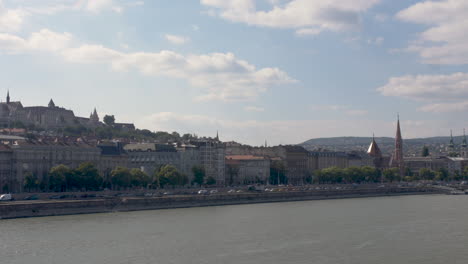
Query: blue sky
1 0 468 145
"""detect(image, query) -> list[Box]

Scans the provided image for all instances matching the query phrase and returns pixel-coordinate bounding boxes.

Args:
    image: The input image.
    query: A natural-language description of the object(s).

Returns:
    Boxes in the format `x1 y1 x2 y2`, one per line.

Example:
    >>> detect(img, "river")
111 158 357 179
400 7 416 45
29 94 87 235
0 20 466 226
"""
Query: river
1 195 468 264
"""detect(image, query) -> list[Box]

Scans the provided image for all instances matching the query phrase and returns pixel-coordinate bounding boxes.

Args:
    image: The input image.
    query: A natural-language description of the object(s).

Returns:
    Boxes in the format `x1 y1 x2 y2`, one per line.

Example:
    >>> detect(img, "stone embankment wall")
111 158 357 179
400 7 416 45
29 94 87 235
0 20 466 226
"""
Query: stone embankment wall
0 187 440 219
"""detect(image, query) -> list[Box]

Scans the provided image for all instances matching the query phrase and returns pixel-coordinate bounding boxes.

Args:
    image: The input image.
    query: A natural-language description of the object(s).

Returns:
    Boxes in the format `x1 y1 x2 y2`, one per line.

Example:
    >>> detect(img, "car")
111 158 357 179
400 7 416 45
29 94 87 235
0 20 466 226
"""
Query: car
198 190 208 195
0 193 12 201
227 189 236 193
24 195 39 200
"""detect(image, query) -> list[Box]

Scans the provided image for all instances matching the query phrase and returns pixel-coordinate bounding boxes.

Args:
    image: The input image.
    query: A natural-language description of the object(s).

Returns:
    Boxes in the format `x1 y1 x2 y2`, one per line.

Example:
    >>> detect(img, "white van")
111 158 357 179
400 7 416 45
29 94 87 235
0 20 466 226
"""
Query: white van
0 194 12 201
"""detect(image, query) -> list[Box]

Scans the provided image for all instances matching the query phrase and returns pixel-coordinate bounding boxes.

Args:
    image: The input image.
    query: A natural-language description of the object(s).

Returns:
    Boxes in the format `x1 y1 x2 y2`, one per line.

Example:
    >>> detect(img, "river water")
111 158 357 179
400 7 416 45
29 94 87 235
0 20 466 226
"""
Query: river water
1 195 468 264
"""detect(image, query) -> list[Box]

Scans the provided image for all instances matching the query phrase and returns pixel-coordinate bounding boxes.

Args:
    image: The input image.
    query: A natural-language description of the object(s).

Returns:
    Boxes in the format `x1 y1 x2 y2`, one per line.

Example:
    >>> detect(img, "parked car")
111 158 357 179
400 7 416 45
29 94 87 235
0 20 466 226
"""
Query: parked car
198 190 208 195
0 193 12 201
24 194 39 200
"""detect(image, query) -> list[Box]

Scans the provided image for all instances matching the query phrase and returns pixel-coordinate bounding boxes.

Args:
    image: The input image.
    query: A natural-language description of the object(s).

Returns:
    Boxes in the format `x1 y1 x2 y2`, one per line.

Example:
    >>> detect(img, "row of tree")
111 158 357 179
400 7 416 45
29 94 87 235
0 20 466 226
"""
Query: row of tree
313 166 468 184
23 163 217 192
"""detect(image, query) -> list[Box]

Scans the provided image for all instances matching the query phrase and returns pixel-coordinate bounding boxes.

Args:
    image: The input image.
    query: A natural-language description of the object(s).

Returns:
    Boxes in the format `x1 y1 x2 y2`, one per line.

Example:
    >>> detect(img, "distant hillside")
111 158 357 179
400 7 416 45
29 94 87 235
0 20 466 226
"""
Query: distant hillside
300 136 465 156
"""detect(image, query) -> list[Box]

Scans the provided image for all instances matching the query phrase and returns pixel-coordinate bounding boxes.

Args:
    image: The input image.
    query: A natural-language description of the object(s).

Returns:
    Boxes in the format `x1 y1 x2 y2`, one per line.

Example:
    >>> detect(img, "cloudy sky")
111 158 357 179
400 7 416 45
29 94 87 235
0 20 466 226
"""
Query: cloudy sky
1 0 467 145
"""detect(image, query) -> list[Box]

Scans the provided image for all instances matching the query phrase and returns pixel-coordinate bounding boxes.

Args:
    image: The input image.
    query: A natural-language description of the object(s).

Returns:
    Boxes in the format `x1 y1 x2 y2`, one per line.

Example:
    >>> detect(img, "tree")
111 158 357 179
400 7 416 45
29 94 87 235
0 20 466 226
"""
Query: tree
192 165 206 186
382 168 400 182
436 167 449 181
23 173 39 192
421 146 430 157
344 167 365 183
103 115 116 126
206 176 216 185
156 165 188 188
49 165 72 192
419 168 435 180
111 167 131 189
130 168 150 188
74 162 103 191
270 160 287 185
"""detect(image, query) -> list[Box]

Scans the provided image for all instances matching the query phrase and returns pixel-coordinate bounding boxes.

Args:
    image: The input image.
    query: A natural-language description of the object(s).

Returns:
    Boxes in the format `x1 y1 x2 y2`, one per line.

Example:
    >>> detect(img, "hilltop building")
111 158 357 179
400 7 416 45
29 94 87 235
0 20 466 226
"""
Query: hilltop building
0 92 103 130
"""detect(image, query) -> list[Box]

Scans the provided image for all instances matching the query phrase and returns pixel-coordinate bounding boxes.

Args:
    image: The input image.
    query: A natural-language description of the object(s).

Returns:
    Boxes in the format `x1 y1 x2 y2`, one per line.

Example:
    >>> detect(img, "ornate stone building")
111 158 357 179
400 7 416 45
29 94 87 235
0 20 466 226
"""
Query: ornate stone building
0 92 102 129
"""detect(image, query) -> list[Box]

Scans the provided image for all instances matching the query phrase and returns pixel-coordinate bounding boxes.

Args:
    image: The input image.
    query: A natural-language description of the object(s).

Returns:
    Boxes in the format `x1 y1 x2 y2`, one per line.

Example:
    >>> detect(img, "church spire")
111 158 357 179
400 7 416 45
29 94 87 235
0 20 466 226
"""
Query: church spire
90 108 99 122
449 130 455 149
367 133 382 157
215 130 219 141
462 129 467 148
48 98 55 108
6 90 10 104
392 114 404 175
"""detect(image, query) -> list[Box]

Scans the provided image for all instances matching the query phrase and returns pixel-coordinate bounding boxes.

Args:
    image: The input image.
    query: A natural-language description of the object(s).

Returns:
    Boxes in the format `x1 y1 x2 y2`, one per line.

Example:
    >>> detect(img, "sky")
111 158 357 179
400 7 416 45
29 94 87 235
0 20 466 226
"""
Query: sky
1 0 468 146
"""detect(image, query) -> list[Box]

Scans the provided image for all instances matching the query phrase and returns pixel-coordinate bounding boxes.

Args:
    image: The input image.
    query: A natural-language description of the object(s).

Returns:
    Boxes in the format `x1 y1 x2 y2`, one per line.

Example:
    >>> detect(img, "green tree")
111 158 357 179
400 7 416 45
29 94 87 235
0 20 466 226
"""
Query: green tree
421 146 430 157
49 165 72 192
419 168 436 180
270 160 287 185
103 115 116 126
435 167 449 181
382 168 400 182
23 173 39 192
111 167 131 189
156 165 188 187
192 165 206 186
130 168 150 188
74 162 103 191
343 167 365 183
206 176 216 185
361 166 380 183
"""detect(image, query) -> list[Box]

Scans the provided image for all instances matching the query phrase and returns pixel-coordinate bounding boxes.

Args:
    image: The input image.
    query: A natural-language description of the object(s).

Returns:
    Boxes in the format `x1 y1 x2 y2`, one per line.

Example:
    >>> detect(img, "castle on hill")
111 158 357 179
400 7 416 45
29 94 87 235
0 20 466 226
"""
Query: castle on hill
0 91 103 130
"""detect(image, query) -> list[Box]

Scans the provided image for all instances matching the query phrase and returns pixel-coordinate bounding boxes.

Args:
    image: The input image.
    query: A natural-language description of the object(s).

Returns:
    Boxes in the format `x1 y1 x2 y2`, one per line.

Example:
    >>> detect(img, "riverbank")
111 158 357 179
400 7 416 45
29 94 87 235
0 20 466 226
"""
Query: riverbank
0 187 442 219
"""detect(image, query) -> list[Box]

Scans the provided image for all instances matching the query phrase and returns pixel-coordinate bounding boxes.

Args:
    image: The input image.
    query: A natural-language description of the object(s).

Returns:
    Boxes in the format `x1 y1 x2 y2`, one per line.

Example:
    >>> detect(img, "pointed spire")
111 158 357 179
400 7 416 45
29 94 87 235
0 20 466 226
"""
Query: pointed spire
90 108 99 122
6 90 10 104
367 134 382 157
215 130 219 141
48 98 55 108
449 129 455 148
462 129 467 148
392 114 404 176
265 139 268 148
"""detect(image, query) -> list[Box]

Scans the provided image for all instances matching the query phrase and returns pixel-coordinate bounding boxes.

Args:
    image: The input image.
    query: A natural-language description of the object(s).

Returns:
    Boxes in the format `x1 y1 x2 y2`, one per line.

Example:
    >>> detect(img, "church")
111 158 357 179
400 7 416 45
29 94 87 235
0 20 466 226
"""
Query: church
0 91 102 130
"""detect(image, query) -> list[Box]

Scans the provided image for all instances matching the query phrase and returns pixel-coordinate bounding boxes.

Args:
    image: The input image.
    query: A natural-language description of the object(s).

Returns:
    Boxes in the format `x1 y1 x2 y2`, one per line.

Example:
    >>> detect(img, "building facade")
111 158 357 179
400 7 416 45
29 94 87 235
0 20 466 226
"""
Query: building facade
225 155 270 185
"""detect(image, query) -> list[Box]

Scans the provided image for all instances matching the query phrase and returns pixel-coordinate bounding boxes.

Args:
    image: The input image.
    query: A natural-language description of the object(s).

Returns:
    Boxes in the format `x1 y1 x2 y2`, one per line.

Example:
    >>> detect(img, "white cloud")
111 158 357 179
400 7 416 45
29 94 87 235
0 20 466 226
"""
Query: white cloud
397 0 468 64
201 0 381 35
0 28 71 53
0 29 295 102
0 1 27 32
165 34 190 45
377 72 468 101
378 72 468 113
244 106 265 112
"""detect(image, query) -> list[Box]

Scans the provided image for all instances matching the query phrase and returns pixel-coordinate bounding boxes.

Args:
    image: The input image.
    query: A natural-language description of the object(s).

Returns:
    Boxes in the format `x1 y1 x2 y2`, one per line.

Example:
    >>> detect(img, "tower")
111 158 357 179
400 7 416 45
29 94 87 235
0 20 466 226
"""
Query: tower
6 90 10 104
392 115 404 176
215 130 219 141
90 108 99 123
461 129 467 157
448 130 455 150
48 99 55 108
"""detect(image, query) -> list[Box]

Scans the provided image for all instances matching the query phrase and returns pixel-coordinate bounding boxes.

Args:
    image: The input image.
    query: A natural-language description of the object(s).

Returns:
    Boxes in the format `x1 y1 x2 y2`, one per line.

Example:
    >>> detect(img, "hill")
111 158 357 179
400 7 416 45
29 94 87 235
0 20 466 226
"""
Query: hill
300 136 465 156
